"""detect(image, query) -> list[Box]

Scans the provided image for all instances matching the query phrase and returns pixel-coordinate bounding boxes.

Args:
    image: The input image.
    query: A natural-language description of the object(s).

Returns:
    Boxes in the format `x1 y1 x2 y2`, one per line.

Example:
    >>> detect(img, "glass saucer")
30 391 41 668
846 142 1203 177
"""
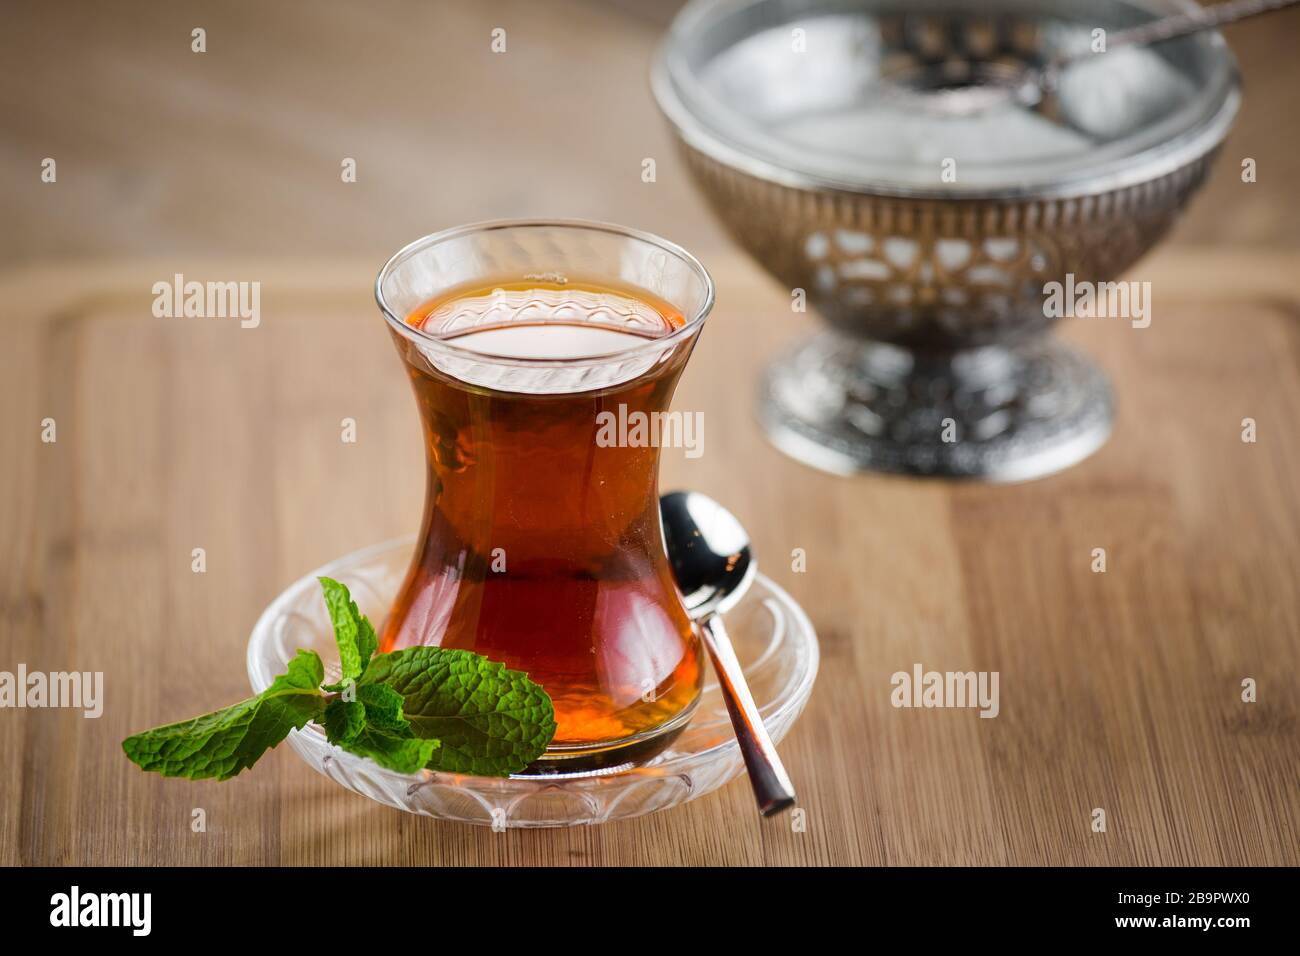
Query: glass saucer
246 536 819 827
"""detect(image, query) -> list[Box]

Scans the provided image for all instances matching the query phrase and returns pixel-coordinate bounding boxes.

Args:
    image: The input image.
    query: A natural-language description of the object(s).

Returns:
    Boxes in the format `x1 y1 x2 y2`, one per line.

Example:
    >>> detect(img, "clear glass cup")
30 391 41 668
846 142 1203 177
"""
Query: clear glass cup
375 220 715 771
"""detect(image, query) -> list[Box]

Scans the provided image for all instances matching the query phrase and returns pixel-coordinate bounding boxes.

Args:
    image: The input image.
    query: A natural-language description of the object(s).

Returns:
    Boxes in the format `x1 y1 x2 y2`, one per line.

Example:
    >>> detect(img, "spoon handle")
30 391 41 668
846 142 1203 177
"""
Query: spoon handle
699 614 796 816
1047 0 1300 75
1107 0 1300 52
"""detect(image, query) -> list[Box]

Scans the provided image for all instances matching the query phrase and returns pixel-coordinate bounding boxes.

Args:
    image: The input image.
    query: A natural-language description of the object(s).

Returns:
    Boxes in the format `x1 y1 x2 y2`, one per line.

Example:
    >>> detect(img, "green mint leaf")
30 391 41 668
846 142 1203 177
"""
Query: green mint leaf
360 647 556 777
122 652 327 780
322 698 367 745
356 682 410 734
318 576 378 684
338 728 440 774
267 648 326 693
328 681 434 771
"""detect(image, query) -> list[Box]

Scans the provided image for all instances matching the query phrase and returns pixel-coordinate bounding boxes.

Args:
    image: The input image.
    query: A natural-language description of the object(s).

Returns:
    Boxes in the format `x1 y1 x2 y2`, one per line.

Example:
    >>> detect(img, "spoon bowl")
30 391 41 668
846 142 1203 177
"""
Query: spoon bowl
661 490 756 618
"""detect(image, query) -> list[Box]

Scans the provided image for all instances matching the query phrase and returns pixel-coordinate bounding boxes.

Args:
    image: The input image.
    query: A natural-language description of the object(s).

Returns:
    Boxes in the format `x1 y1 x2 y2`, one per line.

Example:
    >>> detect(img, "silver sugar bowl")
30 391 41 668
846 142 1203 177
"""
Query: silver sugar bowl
653 0 1240 480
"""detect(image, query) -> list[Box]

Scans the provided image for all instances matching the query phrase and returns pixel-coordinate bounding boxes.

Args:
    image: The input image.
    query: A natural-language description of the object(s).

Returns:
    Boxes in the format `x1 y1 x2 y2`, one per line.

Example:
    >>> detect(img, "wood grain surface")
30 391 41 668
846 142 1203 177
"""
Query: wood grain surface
0 250 1295 866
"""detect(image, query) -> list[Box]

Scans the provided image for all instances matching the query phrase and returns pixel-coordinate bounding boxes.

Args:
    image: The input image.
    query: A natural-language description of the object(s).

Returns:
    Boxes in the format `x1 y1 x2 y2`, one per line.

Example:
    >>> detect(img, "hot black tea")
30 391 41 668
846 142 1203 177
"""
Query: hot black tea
382 276 704 767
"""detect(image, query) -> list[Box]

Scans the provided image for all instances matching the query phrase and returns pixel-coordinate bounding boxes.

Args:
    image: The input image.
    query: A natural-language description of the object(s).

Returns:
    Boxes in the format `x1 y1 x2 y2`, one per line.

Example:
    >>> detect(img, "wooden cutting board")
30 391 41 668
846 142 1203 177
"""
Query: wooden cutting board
0 250 1295 865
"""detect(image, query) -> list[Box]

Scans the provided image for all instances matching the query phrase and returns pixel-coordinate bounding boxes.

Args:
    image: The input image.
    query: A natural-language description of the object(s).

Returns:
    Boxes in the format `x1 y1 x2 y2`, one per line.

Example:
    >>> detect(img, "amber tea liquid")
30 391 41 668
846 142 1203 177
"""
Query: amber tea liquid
382 277 703 769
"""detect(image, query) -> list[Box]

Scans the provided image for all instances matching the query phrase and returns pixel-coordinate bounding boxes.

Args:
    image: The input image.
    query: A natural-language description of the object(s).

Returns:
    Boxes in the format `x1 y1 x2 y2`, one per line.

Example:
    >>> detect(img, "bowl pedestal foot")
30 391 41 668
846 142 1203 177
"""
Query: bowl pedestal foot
759 332 1113 481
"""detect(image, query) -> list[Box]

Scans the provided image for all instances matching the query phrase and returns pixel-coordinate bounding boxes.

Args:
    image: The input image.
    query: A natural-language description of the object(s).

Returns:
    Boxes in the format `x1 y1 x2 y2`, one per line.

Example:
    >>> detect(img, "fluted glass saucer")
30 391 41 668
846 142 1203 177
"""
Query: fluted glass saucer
246 537 819 827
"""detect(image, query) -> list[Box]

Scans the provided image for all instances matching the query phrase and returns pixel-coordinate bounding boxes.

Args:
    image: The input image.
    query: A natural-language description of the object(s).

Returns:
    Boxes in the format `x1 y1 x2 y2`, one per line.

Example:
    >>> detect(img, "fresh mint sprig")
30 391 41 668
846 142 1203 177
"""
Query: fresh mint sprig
122 577 556 780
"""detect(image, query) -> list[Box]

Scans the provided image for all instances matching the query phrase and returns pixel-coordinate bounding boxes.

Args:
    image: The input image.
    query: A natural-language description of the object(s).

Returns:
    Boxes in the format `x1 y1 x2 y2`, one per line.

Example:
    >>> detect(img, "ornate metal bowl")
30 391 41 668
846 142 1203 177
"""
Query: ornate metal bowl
653 0 1240 479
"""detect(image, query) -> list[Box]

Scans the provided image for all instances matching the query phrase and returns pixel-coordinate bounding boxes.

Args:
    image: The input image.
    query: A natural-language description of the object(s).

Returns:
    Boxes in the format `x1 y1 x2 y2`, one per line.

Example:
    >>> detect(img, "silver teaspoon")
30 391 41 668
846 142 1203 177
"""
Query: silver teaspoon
887 0 1299 124
660 491 796 816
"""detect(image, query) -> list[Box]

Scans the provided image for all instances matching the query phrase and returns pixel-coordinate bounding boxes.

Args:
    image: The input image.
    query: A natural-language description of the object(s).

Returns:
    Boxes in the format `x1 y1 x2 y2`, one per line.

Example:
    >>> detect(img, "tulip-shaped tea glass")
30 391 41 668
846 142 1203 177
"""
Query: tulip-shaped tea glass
375 221 715 772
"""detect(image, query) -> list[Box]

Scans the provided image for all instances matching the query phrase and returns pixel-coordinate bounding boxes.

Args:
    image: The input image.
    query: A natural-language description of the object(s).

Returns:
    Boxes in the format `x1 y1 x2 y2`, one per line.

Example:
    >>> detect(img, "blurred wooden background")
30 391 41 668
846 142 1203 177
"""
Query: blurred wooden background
2 0 1299 266
0 1 1297 866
